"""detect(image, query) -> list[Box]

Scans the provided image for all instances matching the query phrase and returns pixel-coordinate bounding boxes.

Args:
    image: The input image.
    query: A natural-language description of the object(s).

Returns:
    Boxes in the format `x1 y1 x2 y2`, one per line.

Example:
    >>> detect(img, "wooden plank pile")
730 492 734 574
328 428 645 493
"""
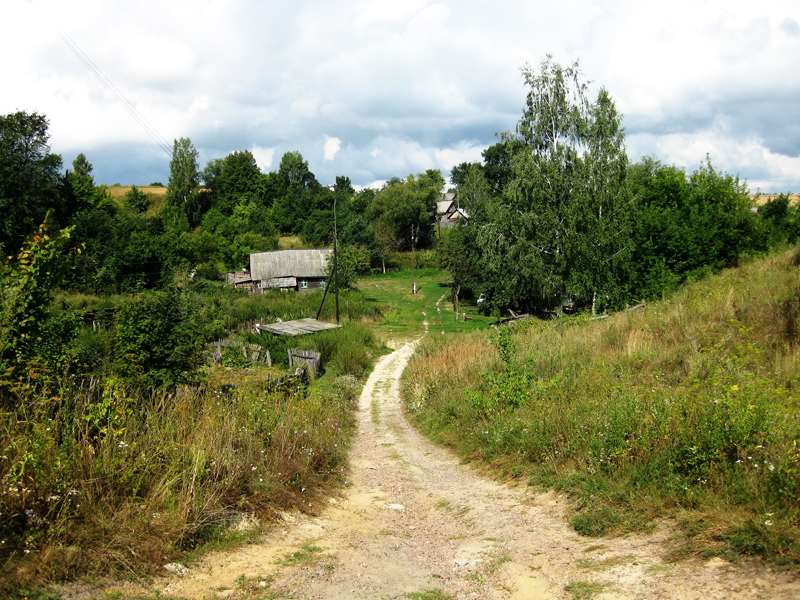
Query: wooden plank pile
255 318 339 337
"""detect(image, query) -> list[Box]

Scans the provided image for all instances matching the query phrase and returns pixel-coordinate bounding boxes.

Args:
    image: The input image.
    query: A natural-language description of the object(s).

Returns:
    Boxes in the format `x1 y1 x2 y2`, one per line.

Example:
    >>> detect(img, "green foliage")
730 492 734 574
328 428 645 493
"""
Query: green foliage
367 171 443 251
462 58 631 313
123 184 150 214
564 581 608 599
0 112 64 253
758 193 800 247
326 244 371 290
405 590 454 600
294 324 381 378
0 366 356 590
166 137 200 211
627 156 765 300
112 289 205 388
0 221 76 398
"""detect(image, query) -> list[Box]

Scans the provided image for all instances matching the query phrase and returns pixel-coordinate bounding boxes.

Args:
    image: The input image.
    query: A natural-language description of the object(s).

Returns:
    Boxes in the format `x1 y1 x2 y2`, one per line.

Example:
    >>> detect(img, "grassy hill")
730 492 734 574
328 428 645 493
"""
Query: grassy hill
403 248 800 564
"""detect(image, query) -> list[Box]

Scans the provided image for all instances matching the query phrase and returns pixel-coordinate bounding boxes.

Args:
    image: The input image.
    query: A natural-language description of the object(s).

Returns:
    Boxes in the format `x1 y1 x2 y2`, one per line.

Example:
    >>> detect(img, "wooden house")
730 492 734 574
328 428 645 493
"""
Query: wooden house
436 193 468 229
225 269 256 293
249 249 332 292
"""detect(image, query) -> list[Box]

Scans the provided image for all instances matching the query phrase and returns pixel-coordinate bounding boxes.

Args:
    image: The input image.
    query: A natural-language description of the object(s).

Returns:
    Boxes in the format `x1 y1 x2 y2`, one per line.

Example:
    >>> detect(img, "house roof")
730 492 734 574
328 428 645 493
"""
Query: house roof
436 200 453 215
436 193 457 215
250 249 333 282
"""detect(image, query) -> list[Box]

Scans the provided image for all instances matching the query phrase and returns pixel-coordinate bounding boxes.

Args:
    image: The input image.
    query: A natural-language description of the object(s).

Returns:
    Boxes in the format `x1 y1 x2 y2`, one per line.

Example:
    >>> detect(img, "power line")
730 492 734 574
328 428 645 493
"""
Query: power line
27 0 173 158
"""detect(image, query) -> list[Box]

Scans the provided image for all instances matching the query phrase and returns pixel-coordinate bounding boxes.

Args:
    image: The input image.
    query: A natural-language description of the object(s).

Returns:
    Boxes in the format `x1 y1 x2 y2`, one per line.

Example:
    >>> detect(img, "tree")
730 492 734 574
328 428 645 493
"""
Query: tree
759 193 800 246
124 185 150 214
366 171 442 252
167 137 200 210
334 175 354 196
270 151 321 234
113 289 204 388
1 220 75 398
0 112 63 253
481 140 523 196
468 57 631 313
626 156 765 299
449 161 478 189
324 244 370 290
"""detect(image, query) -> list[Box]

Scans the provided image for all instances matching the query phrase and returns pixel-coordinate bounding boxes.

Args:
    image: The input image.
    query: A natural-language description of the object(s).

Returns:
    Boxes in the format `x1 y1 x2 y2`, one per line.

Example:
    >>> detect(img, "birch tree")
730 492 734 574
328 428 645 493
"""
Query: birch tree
471 57 631 313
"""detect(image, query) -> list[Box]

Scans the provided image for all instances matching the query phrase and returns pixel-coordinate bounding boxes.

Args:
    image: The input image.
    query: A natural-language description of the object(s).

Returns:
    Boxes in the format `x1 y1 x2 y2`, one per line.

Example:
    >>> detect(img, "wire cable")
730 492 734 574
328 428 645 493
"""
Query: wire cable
27 0 173 157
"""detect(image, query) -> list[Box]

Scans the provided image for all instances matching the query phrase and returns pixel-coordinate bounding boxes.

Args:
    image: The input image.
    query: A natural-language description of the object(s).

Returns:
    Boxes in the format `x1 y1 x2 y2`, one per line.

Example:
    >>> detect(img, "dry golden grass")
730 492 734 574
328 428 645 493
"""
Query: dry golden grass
750 193 799 206
106 185 168 198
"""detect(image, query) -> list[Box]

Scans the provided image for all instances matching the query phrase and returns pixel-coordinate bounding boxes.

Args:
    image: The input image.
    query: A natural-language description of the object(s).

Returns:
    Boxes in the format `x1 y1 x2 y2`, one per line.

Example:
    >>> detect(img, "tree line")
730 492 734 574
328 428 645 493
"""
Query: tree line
0 112 445 294
443 56 798 315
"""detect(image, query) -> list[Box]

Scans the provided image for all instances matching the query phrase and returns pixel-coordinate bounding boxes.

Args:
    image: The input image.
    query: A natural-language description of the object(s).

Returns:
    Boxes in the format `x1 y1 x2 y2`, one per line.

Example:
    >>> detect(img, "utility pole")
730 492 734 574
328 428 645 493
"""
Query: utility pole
411 224 417 294
334 196 340 324
315 195 340 324
334 230 339 324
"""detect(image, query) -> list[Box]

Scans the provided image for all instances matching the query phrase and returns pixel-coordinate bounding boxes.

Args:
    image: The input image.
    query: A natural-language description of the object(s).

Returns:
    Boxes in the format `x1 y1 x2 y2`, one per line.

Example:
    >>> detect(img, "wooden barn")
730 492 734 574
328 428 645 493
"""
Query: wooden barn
249 248 332 292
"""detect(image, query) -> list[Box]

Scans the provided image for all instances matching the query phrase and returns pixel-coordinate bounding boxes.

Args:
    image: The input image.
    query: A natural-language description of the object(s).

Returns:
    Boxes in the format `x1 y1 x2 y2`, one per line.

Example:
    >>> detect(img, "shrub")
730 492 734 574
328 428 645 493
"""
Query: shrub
112 289 205 388
123 185 150 214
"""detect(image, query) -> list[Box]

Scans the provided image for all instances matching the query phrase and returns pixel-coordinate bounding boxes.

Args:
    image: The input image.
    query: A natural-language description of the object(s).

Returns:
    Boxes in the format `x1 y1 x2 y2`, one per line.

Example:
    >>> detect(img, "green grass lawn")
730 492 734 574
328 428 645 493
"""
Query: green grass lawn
356 268 494 339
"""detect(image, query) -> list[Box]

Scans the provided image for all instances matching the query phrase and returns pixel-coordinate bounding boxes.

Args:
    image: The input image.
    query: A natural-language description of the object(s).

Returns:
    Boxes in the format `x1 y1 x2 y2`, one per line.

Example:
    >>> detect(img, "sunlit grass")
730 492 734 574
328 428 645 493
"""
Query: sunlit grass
403 248 800 564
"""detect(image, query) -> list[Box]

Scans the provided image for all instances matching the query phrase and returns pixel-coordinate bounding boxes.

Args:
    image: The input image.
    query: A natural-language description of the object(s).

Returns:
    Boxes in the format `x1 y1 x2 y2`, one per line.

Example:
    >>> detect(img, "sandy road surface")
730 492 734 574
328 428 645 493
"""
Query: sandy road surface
90 337 797 600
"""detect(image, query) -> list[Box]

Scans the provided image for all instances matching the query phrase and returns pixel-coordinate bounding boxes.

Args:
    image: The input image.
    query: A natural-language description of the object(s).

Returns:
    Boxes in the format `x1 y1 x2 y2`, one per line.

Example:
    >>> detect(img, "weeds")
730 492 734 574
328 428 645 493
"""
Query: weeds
564 581 608 599
0 366 356 592
405 590 454 600
403 248 800 564
274 544 324 567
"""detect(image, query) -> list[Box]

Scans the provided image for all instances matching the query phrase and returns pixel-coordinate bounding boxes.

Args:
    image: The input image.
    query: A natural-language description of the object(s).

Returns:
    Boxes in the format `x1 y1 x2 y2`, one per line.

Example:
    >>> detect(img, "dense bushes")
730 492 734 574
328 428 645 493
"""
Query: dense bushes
626 158 766 300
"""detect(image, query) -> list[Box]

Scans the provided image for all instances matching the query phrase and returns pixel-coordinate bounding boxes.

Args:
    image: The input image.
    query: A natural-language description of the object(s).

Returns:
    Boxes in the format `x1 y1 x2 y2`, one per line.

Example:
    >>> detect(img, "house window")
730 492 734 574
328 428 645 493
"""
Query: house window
319 279 326 290
299 279 309 290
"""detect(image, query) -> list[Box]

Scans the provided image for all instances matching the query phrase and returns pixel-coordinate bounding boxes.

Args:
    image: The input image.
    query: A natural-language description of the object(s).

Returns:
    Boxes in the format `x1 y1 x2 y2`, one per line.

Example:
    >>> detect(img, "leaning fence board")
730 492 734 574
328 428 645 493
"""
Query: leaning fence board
287 348 322 373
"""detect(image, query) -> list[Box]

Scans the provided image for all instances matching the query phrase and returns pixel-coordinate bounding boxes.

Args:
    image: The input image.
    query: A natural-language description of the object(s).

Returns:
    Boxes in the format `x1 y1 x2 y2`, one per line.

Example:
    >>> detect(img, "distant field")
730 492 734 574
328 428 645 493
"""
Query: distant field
750 193 798 205
106 185 168 198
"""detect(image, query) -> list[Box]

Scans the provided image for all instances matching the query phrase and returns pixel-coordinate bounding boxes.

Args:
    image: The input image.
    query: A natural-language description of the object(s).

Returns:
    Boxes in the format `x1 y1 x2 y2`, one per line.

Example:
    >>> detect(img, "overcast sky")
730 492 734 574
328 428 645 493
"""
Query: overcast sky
4 0 799 192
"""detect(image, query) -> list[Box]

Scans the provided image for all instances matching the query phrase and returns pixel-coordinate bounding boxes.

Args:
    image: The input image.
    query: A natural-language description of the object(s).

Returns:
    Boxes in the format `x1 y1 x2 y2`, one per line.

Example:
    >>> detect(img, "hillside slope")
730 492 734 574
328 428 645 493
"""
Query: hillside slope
404 247 800 564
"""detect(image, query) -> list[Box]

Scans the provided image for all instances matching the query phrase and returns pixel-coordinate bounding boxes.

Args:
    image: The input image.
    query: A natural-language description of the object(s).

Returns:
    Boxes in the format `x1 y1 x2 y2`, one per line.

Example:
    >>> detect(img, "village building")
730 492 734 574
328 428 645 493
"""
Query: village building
249 248 332 292
436 193 468 230
225 269 256 293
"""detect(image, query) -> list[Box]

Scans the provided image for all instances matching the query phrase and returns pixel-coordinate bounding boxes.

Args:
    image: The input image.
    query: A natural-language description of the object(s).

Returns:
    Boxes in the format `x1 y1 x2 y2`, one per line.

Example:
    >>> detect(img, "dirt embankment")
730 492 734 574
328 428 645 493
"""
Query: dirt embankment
66 337 798 600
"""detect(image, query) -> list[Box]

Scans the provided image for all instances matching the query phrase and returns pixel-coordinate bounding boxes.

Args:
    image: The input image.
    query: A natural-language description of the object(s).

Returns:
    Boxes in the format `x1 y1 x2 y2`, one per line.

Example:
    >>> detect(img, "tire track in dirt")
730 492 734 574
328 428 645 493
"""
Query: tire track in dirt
94 337 798 600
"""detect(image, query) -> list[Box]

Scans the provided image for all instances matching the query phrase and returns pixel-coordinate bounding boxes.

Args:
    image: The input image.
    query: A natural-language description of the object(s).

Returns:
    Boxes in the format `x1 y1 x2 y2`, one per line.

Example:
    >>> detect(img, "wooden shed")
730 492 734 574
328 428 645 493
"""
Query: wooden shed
250 249 332 292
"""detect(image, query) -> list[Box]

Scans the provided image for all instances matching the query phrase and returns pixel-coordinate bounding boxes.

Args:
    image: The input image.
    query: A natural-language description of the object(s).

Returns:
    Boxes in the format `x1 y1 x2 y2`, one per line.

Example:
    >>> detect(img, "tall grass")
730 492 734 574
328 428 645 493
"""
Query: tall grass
0 367 360 592
403 248 800 563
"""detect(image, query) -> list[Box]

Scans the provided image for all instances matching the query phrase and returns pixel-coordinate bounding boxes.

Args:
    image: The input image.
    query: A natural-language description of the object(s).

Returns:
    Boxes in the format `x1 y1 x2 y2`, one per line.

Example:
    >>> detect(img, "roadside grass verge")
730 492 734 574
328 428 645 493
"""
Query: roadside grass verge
0 356 366 594
403 248 800 565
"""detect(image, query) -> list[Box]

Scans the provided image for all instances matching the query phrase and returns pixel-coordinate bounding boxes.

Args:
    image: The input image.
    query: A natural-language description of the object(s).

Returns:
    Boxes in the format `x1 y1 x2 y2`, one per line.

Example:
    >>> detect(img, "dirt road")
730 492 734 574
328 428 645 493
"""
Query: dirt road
103 337 797 599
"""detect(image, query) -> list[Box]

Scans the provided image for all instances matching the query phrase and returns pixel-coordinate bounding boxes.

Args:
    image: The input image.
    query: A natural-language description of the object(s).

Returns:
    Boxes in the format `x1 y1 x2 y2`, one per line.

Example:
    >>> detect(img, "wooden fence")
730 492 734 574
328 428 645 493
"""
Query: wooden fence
287 348 322 373
208 339 272 366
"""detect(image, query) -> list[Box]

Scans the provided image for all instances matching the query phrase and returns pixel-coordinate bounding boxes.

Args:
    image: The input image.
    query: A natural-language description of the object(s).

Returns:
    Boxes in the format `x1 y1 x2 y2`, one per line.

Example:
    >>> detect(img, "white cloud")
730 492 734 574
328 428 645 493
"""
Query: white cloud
250 145 274 171
1 0 798 190
324 136 342 161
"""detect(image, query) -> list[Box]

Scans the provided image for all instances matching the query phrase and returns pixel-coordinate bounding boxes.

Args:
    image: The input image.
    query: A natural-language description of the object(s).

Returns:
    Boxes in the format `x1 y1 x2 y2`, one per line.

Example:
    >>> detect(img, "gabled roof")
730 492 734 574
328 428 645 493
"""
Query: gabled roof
436 193 457 215
250 249 333 282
